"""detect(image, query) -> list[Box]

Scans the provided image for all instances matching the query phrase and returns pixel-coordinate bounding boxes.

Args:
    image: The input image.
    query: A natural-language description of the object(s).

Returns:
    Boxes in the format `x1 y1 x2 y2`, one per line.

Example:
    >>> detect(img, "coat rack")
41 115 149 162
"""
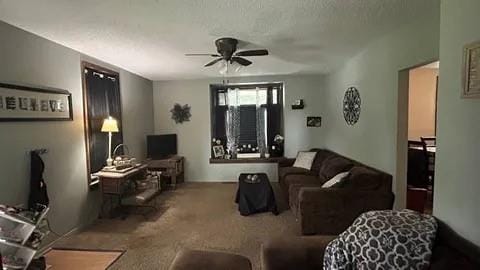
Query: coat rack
30 148 48 155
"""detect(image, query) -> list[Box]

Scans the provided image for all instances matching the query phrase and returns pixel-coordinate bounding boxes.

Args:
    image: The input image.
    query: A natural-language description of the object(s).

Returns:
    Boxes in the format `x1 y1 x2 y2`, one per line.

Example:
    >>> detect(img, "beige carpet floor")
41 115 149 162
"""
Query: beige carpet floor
54 183 300 270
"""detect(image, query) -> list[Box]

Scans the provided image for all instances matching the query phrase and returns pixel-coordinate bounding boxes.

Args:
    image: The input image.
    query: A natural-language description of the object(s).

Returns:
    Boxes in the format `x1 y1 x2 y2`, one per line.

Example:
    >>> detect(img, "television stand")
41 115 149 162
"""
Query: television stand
147 155 184 188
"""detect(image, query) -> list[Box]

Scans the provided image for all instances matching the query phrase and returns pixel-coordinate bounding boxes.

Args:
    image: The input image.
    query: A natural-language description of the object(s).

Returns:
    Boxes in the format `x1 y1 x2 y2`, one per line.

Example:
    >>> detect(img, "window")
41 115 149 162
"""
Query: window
210 83 283 158
81 62 123 186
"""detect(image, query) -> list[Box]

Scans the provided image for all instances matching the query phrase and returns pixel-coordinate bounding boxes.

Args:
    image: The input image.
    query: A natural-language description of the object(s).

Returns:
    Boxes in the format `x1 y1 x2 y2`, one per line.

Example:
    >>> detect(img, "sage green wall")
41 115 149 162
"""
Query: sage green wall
434 0 480 245
153 75 325 181
0 21 153 237
321 6 440 208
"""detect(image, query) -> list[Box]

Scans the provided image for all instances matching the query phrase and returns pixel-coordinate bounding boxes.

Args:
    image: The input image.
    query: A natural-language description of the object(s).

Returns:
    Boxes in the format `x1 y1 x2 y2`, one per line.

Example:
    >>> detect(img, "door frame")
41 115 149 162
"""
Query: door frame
395 59 438 209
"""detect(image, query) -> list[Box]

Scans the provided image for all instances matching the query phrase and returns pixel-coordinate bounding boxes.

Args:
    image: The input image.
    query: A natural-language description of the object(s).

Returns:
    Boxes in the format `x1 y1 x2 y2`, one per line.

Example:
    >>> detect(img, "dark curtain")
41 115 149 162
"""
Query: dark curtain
85 69 123 173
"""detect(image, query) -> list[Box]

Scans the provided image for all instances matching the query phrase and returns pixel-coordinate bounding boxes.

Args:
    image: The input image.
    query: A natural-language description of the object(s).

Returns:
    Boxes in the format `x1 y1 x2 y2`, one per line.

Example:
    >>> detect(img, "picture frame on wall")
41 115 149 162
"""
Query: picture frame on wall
0 82 73 121
463 41 480 98
307 116 322 127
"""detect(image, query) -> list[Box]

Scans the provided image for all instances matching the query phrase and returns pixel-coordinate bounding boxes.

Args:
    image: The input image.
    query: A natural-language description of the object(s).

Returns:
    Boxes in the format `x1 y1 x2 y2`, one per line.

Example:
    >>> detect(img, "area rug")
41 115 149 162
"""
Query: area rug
44 248 124 270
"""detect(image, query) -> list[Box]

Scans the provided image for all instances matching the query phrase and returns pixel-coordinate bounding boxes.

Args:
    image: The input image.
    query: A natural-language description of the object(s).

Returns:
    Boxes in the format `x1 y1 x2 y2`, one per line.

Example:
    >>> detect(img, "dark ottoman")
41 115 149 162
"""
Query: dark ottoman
235 173 278 216
169 249 252 270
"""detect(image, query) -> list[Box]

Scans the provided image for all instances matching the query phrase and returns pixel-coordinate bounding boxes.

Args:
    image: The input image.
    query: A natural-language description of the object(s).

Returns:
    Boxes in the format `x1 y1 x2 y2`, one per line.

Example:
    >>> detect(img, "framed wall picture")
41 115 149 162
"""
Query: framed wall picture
307 116 322 127
0 83 73 121
463 41 480 98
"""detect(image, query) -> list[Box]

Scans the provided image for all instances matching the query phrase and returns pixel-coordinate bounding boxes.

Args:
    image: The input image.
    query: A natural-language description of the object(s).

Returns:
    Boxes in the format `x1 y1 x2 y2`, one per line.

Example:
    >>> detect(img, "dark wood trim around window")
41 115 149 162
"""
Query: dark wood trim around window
209 157 287 164
209 82 284 158
81 61 123 188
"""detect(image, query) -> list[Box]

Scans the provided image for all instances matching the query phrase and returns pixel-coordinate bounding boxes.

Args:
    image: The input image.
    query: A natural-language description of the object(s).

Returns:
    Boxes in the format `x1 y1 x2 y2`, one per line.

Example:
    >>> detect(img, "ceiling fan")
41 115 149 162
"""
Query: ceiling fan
185 37 269 67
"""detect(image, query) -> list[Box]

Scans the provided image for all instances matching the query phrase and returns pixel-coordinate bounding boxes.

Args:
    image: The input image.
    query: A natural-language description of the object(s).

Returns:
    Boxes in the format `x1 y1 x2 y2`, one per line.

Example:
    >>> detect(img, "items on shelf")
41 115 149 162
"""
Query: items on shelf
0 203 50 270
2 254 26 269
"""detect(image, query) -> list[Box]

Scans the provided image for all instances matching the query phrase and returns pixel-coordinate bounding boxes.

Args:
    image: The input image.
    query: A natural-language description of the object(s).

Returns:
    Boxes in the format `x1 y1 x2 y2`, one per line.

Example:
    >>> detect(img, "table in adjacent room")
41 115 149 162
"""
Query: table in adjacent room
235 173 278 216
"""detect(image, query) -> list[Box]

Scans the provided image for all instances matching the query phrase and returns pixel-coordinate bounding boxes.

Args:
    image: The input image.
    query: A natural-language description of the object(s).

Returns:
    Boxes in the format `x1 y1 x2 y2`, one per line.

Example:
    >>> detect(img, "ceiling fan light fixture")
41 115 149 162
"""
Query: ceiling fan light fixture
230 61 243 73
185 37 269 71
219 60 228 75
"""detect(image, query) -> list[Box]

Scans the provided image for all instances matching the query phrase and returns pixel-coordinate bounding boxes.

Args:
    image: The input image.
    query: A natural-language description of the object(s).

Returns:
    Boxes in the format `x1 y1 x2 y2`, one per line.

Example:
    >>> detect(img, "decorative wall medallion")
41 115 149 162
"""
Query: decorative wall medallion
170 103 191 124
343 87 361 125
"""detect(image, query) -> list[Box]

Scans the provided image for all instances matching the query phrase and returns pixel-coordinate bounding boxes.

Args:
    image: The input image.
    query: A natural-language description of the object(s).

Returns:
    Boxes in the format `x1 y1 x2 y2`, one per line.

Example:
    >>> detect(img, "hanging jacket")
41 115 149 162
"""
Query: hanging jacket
28 151 49 209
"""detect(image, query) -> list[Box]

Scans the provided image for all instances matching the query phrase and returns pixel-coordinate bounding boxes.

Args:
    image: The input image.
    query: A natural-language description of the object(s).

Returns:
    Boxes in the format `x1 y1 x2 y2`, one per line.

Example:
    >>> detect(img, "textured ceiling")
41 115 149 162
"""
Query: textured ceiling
0 0 437 80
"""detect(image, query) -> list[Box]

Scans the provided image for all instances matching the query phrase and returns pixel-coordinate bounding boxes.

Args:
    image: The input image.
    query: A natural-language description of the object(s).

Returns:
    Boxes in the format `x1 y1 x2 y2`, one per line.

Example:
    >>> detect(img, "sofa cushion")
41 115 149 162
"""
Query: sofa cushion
284 174 323 190
319 156 353 180
342 166 382 191
279 167 315 184
310 150 334 173
169 249 252 270
293 151 317 170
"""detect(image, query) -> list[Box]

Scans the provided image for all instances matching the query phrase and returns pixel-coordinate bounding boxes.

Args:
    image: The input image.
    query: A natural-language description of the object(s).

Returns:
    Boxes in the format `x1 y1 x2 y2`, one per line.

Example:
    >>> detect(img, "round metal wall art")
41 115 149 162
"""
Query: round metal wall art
343 87 361 125
170 103 191 124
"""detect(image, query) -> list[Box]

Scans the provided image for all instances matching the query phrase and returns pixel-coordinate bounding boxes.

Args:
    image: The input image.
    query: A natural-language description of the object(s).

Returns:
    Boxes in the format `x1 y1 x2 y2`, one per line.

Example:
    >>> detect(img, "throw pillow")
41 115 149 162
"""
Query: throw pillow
343 166 382 191
321 171 349 188
319 156 354 180
293 151 317 170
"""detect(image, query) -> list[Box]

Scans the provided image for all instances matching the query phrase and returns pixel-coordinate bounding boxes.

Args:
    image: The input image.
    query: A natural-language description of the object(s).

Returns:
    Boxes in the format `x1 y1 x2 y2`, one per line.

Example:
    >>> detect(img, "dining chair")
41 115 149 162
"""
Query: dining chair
420 136 436 187
407 140 429 189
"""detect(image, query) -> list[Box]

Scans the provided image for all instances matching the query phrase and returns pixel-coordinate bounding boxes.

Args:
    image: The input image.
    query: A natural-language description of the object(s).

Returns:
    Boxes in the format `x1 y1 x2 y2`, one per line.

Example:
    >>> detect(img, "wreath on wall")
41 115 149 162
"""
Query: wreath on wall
170 103 191 124
343 87 361 125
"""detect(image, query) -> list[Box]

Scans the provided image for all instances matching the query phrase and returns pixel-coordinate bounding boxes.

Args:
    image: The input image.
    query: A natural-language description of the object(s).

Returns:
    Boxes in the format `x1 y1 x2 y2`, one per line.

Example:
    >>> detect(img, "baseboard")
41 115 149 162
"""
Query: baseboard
36 224 85 257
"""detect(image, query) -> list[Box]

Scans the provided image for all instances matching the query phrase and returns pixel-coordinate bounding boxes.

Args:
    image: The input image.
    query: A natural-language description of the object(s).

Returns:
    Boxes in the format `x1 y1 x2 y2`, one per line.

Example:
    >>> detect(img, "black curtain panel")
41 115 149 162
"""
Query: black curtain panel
85 68 123 173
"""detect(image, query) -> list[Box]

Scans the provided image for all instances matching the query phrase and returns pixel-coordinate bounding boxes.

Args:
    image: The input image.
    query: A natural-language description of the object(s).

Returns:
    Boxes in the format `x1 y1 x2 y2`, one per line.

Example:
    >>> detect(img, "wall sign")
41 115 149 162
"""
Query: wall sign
343 87 361 125
463 41 480 98
0 83 73 121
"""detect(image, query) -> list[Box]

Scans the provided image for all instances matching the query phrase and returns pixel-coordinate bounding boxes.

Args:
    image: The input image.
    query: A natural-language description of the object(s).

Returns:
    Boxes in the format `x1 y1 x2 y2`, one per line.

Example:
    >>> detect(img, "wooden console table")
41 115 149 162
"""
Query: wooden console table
148 156 184 188
94 164 159 218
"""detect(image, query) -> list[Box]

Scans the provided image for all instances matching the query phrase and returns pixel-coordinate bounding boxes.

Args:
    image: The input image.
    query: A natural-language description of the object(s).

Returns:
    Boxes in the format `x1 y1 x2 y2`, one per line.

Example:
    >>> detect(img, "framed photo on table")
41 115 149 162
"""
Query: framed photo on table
0 82 73 121
212 145 225 158
463 41 480 98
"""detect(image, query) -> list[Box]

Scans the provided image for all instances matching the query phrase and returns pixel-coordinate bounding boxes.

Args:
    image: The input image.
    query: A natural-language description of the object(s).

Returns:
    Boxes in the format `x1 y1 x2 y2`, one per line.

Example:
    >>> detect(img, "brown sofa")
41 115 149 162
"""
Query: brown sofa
261 219 480 270
279 149 394 235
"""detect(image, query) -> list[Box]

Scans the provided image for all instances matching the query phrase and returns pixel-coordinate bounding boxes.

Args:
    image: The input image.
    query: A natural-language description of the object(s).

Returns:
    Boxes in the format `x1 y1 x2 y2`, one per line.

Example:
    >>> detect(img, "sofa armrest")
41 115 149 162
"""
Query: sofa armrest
278 158 296 168
299 187 394 206
261 236 336 270
298 187 394 234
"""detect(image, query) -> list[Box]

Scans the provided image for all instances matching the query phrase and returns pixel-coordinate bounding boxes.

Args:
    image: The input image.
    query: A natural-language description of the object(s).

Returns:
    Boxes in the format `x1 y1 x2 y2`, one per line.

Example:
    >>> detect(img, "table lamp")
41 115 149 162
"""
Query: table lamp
101 116 119 166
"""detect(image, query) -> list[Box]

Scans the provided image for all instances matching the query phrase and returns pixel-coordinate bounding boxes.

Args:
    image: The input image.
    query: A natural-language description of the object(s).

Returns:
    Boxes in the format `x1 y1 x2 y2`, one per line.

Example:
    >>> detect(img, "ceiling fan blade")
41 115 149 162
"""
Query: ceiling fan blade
231 57 252 66
234 49 269 57
204 58 223 67
185 53 221 57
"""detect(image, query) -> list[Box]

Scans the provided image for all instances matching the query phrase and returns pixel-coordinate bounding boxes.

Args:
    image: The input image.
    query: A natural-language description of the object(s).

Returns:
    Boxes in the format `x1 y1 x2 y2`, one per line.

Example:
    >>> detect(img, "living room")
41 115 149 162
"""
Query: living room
0 0 479 269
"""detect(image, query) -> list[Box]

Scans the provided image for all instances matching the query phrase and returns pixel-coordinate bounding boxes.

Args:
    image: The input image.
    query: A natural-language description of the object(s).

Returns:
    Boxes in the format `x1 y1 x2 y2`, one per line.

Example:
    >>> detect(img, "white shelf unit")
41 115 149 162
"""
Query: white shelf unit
0 205 49 270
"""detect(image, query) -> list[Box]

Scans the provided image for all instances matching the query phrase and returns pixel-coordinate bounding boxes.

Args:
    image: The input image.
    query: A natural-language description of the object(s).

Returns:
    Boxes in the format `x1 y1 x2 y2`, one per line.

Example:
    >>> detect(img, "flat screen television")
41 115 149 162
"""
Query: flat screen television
147 134 177 159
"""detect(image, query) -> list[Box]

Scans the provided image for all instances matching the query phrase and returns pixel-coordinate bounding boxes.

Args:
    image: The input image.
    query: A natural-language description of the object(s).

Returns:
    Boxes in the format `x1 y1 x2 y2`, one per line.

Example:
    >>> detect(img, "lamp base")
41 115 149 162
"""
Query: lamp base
106 158 113 166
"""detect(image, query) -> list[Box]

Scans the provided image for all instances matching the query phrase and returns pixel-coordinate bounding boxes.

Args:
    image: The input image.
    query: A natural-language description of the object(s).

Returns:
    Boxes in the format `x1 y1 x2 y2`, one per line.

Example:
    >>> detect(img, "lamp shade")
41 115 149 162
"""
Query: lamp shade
101 116 119 132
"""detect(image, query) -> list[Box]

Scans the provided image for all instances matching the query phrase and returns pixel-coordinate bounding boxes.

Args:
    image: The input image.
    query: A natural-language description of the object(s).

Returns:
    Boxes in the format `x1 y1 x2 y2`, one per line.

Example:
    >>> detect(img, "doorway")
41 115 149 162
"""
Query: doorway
396 61 439 213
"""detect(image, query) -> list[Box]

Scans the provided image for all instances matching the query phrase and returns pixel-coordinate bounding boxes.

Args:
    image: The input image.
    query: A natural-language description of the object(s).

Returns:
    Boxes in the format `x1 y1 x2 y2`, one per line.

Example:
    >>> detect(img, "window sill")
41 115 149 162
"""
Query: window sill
209 157 287 164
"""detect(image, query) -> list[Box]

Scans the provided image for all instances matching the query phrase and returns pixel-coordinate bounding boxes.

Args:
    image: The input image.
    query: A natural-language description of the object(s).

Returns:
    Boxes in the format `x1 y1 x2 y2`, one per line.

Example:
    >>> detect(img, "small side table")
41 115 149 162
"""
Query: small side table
148 156 184 188
235 173 278 216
